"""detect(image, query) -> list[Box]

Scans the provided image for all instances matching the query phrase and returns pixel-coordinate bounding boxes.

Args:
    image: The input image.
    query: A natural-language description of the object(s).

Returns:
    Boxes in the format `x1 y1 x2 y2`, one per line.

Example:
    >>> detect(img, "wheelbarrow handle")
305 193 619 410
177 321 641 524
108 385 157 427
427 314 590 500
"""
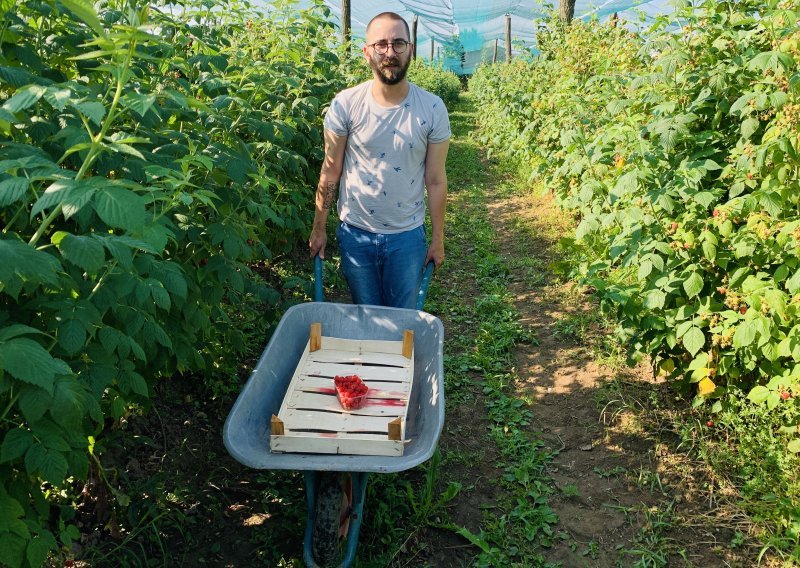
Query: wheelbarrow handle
313 255 434 309
416 260 435 311
314 254 324 302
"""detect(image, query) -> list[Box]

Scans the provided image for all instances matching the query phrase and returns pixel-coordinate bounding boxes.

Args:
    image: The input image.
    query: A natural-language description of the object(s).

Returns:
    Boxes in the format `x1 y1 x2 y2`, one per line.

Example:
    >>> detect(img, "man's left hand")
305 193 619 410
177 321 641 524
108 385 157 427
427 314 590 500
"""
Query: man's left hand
425 240 444 268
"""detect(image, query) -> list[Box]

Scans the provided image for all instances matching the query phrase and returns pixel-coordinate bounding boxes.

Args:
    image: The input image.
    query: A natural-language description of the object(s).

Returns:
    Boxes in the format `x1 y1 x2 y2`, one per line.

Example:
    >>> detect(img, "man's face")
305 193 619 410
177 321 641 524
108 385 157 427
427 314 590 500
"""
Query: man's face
364 17 412 85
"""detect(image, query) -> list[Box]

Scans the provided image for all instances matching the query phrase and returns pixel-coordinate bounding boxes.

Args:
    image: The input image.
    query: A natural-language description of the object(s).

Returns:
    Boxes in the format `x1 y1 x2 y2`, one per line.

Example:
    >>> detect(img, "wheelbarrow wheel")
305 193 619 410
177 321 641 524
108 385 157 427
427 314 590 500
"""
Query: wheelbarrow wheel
312 472 345 566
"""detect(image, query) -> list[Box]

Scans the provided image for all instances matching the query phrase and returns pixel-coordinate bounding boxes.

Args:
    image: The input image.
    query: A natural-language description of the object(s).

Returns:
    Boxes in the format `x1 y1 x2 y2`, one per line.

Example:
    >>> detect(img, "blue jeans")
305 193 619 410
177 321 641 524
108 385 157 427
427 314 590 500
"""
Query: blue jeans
336 222 427 309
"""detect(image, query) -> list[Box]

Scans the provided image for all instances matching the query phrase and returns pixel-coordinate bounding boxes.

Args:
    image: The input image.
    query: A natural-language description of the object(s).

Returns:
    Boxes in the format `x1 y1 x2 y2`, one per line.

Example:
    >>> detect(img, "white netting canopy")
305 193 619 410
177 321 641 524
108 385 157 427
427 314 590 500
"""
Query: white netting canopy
315 0 678 74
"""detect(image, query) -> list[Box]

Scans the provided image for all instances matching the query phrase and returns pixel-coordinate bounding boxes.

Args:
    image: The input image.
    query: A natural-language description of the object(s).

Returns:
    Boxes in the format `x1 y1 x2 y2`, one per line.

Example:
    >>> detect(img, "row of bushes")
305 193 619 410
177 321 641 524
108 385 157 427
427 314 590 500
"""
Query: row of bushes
470 0 799 557
0 0 346 564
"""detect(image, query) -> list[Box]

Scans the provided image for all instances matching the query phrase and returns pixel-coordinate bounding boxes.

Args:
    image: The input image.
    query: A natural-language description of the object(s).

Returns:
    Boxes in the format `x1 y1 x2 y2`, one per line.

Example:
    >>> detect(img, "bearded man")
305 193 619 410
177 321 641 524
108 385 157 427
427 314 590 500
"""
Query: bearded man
308 11 451 309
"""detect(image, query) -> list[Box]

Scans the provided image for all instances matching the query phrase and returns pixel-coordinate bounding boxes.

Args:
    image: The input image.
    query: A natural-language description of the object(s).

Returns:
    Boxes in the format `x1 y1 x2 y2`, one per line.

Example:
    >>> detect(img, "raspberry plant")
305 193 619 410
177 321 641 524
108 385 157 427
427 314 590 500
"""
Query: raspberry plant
0 0 343 565
471 0 800 554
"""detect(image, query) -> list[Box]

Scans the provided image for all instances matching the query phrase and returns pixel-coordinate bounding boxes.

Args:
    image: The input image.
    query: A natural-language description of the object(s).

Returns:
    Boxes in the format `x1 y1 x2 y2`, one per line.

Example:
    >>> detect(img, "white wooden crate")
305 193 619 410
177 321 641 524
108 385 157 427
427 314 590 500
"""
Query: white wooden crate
269 323 414 456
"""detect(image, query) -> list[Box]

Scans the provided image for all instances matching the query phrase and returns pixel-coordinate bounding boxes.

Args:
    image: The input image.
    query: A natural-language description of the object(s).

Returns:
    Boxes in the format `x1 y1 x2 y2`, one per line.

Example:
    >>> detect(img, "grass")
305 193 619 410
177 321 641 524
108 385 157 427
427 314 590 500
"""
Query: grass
424 93 560 567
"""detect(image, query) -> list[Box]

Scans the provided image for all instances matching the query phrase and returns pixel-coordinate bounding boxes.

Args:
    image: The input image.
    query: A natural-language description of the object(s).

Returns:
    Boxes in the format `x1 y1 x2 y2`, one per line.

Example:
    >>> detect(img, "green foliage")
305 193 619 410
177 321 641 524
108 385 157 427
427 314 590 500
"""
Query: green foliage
0 0 343 564
700 388 800 558
471 0 800 557
408 59 461 108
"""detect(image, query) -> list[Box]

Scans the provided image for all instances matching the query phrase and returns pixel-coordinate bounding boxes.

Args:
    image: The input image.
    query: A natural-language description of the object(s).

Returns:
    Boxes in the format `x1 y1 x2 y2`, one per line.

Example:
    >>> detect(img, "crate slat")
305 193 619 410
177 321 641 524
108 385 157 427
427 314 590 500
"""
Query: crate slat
308 349 410 367
281 408 403 432
284 391 407 417
300 362 410 383
271 435 404 456
270 329 413 456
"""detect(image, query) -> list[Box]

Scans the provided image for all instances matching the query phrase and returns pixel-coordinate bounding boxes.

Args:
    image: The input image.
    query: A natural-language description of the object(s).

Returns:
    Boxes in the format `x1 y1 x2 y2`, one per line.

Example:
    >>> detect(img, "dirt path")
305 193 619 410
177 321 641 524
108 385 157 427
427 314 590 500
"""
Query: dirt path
485 186 754 567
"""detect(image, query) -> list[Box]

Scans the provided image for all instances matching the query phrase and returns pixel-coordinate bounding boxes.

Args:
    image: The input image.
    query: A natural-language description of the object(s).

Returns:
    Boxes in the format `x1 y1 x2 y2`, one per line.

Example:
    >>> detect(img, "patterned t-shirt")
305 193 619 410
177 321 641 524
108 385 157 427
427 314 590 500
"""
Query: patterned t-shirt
323 80 451 233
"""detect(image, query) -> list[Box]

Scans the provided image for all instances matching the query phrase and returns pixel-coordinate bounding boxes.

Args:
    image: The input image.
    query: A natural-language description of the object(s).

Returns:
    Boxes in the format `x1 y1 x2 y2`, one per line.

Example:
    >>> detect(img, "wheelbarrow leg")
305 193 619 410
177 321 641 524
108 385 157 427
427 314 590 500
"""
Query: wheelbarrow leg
341 472 369 567
302 471 370 568
302 471 319 568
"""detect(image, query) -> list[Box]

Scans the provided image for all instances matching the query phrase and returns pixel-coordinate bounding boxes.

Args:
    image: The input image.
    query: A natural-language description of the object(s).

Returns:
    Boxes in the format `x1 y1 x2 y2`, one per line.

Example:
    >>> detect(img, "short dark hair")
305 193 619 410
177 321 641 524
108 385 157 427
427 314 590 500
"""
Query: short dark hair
366 12 410 41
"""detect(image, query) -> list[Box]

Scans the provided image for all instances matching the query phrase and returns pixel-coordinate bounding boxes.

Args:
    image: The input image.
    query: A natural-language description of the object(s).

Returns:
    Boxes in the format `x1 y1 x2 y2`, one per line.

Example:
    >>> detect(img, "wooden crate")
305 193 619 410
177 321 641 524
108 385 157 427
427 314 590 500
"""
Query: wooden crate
269 323 414 456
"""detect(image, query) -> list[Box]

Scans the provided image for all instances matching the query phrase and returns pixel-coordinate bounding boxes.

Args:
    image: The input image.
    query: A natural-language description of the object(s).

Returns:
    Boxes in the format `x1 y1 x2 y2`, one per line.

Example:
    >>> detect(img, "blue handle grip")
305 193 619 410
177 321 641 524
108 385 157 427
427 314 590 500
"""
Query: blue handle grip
314 255 324 302
416 261 434 311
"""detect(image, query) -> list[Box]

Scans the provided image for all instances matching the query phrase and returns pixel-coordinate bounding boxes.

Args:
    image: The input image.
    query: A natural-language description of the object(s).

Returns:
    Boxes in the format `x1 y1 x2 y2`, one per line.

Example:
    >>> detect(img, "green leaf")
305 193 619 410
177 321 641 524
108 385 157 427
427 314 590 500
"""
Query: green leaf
786 269 800 294
788 438 800 453
683 273 703 298
0 238 61 289
702 241 716 262
26 534 54 568
0 177 29 206
0 64 38 88
150 283 171 311
747 385 770 403
0 429 34 463
759 192 783 217
43 87 72 111
92 186 145 231
0 324 43 342
51 377 87 428
121 92 156 118
57 233 105 273
747 51 794 75
733 321 757 348
60 0 104 34
2 85 47 113
0 533 26 568
0 338 71 394
73 101 106 126
119 370 148 396
25 443 68 485
30 179 78 218
683 326 705 357
57 319 86 355
741 117 760 139
637 259 653 280
19 385 52 422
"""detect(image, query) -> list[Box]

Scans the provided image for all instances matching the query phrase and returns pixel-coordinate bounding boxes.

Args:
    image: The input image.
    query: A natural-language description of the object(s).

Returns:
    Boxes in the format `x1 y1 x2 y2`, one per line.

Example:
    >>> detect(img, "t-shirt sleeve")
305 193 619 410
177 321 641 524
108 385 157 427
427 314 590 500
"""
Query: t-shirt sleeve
429 98 451 144
323 95 350 137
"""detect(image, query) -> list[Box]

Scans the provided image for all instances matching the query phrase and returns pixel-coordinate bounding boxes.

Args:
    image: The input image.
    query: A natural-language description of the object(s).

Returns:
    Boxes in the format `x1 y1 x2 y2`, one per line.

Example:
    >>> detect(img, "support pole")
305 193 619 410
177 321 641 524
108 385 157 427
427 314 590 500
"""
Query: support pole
559 0 576 24
412 15 418 59
341 0 350 44
430 38 434 64
505 14 511 63
493 38 498 63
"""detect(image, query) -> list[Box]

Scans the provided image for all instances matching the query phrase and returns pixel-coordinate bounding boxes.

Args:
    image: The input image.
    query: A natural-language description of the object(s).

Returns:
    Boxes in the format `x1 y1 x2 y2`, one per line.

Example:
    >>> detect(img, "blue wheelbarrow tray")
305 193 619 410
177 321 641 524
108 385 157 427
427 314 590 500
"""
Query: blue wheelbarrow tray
223 301 445 473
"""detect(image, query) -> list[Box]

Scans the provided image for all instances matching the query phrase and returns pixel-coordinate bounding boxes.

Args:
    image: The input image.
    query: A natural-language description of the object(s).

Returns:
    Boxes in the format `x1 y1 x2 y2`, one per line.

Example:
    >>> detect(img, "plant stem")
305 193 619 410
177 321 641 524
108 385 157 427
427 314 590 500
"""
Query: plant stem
28 36 137 248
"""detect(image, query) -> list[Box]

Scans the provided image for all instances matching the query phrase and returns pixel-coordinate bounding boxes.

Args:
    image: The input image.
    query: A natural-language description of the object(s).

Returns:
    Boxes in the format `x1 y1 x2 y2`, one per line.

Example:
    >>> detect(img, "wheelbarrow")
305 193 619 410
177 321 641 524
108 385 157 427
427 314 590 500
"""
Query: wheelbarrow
223 257 444 567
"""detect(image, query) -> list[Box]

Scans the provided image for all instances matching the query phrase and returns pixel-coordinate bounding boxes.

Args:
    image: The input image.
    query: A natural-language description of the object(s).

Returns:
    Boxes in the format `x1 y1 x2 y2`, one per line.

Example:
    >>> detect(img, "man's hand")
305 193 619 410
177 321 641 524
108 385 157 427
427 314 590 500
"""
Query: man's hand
425 237 444 268
309 226 327 259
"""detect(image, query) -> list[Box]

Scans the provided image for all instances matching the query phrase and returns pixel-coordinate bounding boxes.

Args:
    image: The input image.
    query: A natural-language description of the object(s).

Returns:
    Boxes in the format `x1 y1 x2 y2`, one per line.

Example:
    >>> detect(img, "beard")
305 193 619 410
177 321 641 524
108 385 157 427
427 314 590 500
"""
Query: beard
370 54 411 85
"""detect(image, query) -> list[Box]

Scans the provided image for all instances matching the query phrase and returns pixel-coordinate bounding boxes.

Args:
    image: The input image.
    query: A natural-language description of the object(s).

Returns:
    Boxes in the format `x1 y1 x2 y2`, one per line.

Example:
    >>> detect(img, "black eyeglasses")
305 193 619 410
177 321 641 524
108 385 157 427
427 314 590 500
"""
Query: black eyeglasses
367 39 409 54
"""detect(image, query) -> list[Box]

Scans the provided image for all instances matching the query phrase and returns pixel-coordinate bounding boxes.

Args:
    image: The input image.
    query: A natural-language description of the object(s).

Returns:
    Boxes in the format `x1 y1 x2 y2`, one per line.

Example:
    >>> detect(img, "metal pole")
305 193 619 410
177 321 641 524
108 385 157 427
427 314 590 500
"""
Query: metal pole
412 15 418 59
493 38 498 64
430 38 434 64
505 14 511 63
341 0 350 44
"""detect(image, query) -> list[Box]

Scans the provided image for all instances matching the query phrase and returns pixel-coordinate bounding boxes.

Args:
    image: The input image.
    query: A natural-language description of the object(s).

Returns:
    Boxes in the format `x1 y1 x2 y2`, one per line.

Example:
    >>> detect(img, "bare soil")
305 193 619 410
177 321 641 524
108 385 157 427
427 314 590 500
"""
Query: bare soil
481 187 762 567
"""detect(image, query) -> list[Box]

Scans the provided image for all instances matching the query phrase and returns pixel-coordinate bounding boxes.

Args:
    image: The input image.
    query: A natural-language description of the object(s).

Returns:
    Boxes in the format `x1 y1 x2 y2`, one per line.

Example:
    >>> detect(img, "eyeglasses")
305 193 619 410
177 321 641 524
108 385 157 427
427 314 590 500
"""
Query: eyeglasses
367 39 409 54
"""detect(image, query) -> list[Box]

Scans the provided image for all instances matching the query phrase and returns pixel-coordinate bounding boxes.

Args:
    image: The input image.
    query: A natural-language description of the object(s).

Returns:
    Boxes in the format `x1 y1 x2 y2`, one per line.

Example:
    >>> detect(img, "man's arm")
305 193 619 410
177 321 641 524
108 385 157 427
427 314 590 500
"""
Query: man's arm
424 140 449 268
309 129 347 259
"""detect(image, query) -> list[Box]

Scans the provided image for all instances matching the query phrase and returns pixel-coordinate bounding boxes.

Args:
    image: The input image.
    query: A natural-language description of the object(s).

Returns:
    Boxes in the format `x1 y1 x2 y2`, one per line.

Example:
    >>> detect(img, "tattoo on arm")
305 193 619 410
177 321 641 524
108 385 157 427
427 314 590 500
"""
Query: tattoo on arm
321 181 338 210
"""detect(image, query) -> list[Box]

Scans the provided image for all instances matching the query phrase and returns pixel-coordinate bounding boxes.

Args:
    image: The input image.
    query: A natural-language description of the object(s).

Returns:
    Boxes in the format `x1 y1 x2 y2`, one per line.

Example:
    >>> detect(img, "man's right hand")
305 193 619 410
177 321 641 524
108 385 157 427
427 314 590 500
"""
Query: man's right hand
309 226 327 259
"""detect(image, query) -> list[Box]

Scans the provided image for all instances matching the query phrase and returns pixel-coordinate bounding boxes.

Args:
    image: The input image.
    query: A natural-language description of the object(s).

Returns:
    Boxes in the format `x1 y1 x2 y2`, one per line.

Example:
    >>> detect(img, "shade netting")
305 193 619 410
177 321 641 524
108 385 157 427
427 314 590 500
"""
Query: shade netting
315 0 678 74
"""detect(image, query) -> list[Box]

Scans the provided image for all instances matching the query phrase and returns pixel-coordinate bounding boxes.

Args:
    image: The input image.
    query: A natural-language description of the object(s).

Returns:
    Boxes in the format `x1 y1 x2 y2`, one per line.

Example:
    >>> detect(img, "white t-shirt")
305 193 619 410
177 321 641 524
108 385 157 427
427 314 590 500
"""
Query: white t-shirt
323 80 451 233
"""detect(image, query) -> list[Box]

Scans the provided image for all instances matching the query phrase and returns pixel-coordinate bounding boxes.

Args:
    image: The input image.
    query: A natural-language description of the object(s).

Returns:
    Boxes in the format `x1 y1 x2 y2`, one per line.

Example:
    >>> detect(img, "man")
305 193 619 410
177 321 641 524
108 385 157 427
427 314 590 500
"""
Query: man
308 11 451 309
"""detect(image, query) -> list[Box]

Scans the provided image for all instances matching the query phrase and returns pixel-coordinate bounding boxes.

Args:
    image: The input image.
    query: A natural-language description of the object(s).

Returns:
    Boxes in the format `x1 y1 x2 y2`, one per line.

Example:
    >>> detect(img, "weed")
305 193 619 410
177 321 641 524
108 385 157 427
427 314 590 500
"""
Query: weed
622 504 687 567
561 484 580 498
